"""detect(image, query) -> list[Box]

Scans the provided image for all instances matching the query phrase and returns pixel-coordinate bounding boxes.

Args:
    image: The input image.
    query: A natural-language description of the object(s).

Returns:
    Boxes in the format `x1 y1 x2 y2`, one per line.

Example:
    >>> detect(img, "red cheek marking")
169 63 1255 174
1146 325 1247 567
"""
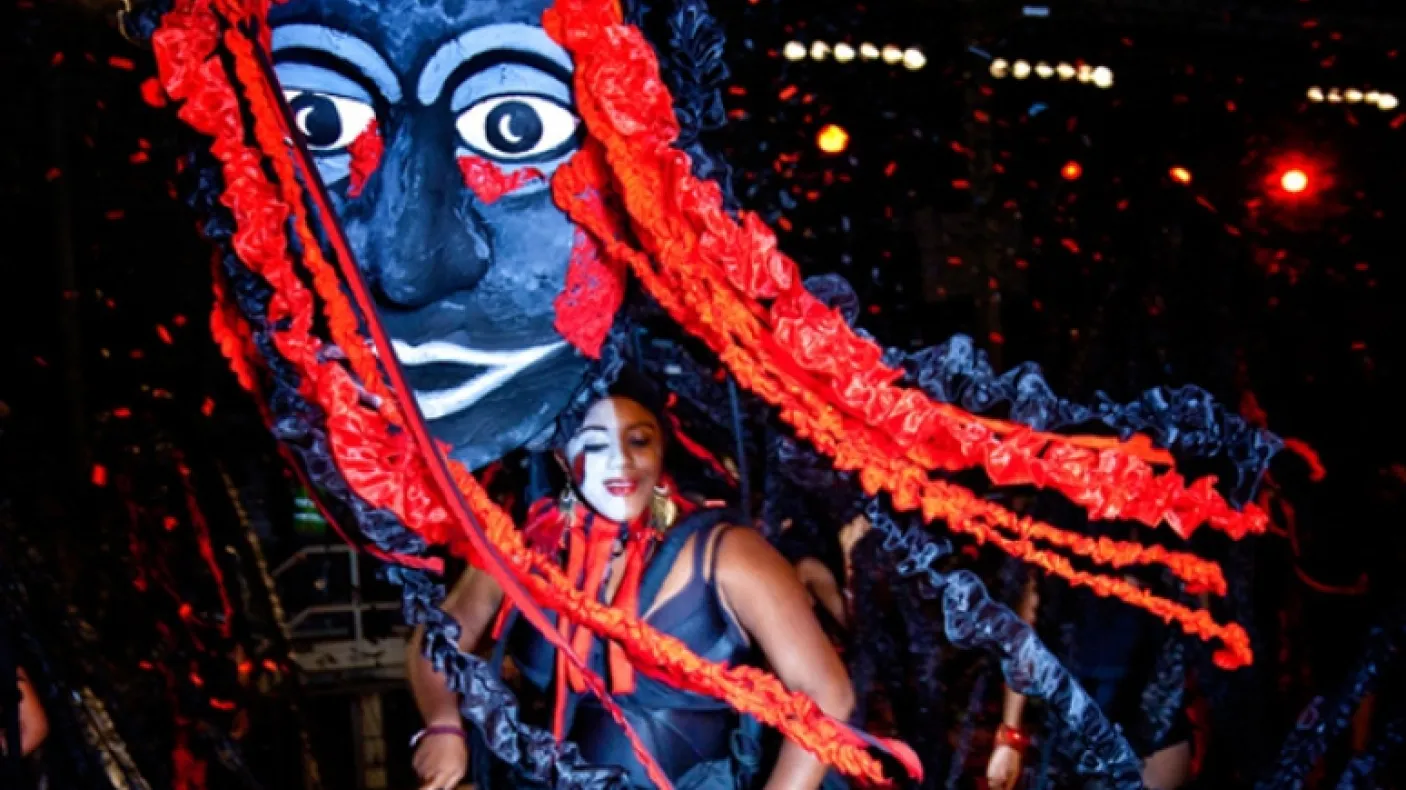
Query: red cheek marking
554 230 626 359
571 453 587 489
347 120 383 197
457 155 545 204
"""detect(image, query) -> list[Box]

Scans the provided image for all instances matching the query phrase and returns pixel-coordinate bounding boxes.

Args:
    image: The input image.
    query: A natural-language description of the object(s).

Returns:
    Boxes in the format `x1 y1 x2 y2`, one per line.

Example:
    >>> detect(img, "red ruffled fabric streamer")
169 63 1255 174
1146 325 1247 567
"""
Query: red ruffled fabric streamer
151 0 1270 784
152 2 921 784
539 0 1255 668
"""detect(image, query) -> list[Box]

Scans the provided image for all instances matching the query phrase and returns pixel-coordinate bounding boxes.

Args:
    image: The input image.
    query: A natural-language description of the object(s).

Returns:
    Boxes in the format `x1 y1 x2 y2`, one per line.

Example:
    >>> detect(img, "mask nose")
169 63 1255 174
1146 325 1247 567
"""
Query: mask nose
354 118 493 308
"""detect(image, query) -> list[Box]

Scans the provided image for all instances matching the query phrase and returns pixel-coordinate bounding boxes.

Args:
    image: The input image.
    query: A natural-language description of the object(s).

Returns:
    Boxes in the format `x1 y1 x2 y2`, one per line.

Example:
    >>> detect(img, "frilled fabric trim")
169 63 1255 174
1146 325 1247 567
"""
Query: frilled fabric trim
151 2 914 783
863 501 1145 790
542 0 1259 668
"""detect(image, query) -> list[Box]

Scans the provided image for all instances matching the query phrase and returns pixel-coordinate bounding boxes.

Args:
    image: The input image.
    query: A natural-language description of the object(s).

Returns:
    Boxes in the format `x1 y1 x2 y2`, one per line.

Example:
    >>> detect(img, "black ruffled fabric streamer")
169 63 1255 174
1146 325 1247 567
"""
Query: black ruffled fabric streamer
897 334 1280 505
1331 707 1405 789
1257 608 1406 790
1134 628 1187 754
188 155 628 788
864 501 1145 789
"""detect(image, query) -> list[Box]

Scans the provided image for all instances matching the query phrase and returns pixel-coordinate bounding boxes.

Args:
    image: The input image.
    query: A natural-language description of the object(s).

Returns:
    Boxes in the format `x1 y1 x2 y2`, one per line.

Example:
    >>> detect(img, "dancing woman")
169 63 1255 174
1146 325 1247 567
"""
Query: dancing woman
407 374 855 790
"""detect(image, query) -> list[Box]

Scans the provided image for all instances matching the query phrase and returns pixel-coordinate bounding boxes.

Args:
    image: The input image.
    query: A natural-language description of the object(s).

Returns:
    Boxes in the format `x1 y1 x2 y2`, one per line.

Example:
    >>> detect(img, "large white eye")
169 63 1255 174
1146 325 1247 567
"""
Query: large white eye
283 90 376 151
455 95 579 161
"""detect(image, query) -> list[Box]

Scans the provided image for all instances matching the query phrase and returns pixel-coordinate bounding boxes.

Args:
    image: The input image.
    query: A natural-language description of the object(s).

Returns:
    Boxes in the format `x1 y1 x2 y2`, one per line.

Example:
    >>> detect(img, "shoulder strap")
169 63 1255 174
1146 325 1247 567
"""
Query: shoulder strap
637 508 739 614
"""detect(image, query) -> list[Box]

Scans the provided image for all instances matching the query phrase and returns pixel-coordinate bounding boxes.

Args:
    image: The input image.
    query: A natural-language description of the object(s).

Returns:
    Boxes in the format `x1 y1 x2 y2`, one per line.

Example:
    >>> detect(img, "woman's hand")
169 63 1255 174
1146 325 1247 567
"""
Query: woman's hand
986 743 1024 790
413 732 468 790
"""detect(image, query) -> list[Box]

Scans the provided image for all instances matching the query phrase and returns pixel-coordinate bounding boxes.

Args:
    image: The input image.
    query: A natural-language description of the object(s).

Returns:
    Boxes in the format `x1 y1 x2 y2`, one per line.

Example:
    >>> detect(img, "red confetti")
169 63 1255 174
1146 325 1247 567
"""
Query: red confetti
113 408 132 419
50 52 64 66
45 167 61 181
157 325 173 344
209 699 237 712
884 162 898 177
130 151 150 164
105 209 125 220
202 397 216 416
1061 238 1081 254
91 464 108 487
778 85 798 101
988 332 1005 345
140 78 167 107
108 55 136 70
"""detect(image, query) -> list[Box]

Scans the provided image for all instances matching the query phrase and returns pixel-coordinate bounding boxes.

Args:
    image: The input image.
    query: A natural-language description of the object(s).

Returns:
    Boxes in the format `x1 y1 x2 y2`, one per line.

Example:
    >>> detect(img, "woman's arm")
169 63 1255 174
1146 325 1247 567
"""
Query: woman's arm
406 567 503 790
986 575 1040 790
715 528 856 790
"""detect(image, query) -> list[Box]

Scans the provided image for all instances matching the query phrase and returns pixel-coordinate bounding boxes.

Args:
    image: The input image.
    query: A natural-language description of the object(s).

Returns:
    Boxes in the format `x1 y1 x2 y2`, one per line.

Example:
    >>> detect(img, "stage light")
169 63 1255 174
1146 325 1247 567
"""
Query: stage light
1035 61 1054 79
1379 93 1400 111
834 43 856 63
903 48 927 70
1056 62 1075 80
860 42 880 61
1327 88 1343 103
1061 160 1083 180
1345 88 1364 103
810 41 830 61
1365 91 1381 105
1092 66 1114 88
817 124 850 154
1279 168 1309 194
1307 86 1324 102
1076 63 1093 83
882 45 904 64
783 41 806 61
1170 166 1192 184
991 58 1010 78
1013 60 1032 79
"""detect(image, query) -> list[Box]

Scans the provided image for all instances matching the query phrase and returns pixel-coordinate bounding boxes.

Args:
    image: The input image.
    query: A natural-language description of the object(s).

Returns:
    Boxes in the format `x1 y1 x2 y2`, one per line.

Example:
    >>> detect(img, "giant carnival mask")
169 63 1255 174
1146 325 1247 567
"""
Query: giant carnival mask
132 0 1285 785
269 0 588 469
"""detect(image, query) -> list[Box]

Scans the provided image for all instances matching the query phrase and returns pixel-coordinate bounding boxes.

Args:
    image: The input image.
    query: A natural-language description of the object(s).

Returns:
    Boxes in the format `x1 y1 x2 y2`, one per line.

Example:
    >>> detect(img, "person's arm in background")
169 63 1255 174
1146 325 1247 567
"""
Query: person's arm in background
986 575 1040 790
795 557 848 630
406 567 504 790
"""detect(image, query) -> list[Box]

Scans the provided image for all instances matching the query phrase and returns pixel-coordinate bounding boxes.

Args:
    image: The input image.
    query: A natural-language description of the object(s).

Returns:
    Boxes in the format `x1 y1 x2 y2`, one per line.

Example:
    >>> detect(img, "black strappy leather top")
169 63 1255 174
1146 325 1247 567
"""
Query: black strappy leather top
502 509 753 787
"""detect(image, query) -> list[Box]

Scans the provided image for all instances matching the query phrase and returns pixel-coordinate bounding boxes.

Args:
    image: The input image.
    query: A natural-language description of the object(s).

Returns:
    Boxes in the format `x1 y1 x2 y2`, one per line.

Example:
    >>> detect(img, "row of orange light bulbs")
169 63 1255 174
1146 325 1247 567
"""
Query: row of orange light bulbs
1061 160 1309 195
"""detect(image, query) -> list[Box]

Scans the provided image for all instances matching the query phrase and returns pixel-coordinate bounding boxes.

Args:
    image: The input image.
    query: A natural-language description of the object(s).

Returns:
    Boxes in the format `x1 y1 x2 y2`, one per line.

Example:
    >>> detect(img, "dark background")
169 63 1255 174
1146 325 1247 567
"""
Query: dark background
3 0 1405 787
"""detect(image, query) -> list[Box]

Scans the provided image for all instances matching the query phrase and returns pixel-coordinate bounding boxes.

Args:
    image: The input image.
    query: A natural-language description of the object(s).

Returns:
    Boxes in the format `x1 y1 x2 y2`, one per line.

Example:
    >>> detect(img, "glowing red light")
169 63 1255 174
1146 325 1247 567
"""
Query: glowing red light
1169 166 1192 185
1060 160 1083 180
1279 168 1309 194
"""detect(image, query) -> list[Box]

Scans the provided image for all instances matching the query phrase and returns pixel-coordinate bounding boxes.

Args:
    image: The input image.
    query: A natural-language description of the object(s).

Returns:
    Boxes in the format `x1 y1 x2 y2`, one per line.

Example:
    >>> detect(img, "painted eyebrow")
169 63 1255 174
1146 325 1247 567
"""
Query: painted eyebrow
272 24 403 103
417 23 573 107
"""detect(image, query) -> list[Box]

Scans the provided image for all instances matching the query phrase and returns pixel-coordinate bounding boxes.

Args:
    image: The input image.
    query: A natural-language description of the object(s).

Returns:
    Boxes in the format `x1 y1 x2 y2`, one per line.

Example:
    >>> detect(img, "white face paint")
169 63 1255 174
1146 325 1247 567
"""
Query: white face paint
566 396 664 523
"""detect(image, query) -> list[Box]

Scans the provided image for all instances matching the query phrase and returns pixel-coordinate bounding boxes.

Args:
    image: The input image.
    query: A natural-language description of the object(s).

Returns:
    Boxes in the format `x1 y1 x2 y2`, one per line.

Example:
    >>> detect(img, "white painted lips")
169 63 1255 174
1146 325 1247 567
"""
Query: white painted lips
390 339 565 421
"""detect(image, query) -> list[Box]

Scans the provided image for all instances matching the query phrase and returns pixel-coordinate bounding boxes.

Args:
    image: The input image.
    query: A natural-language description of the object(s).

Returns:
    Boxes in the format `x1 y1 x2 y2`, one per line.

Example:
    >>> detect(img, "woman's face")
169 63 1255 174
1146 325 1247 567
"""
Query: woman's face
566 396 664 523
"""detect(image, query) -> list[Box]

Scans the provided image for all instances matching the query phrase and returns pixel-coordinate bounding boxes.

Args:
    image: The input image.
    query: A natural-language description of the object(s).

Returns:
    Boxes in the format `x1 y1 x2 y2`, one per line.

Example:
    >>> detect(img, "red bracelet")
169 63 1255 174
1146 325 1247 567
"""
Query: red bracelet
995 723 1031 752
410 725 468 748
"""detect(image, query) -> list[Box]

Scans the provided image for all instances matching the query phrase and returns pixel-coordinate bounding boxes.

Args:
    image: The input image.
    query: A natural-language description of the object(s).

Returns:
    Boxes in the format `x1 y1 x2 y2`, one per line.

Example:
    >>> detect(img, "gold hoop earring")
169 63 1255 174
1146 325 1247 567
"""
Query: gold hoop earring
650 484 679 533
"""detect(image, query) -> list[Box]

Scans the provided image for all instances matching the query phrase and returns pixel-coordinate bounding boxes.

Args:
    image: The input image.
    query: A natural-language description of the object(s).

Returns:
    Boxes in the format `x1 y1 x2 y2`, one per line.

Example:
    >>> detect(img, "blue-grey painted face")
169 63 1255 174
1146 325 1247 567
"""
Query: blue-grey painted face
268 0 590 470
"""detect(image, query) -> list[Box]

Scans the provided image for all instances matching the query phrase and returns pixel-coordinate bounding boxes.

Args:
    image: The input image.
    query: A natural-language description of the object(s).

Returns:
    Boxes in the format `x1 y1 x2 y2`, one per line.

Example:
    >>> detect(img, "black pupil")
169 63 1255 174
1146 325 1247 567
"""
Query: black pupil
485 101 543 155
291 94 343 148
